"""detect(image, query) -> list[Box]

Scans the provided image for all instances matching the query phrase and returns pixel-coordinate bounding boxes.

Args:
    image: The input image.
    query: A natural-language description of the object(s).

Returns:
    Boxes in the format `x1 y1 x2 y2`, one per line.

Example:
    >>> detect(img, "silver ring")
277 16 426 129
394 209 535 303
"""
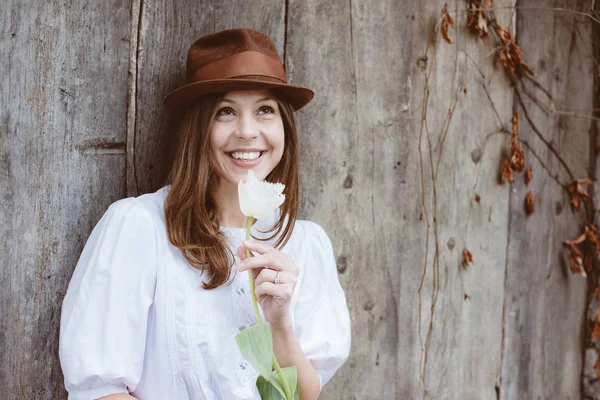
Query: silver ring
274 271 280 285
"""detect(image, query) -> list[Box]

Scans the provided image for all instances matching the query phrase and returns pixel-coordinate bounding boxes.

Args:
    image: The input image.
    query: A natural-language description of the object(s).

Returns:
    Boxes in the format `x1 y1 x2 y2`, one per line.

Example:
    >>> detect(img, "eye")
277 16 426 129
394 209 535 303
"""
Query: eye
258 105 275 115
216 107 235 117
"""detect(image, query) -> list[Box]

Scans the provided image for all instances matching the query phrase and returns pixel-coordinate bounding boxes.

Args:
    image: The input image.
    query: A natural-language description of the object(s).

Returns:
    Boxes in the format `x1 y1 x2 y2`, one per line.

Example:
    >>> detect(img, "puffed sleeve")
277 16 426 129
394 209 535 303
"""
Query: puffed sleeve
59 197 157 400
292 221 351 390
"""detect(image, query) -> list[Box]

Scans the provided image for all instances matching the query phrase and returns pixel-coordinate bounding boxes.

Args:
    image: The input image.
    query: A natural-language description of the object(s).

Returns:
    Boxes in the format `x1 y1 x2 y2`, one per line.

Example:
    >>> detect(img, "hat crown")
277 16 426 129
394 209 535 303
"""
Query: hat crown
186 29 282 82
163 29 314 111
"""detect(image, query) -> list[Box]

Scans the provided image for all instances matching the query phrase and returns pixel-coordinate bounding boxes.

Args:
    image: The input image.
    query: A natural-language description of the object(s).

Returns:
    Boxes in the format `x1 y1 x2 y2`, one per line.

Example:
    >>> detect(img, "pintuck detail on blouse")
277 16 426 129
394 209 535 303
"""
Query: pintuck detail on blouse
227 230 263 388
59 186 351 400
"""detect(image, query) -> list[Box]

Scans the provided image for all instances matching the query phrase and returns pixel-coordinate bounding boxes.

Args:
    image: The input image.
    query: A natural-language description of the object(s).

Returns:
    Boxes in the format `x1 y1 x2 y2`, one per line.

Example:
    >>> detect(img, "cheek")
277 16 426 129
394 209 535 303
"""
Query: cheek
210 125 226 150
272 121 285 156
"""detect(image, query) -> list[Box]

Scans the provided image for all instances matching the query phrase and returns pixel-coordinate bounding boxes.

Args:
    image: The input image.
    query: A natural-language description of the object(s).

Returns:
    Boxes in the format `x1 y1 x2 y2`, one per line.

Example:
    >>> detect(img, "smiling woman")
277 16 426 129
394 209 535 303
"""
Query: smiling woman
58 29 351 400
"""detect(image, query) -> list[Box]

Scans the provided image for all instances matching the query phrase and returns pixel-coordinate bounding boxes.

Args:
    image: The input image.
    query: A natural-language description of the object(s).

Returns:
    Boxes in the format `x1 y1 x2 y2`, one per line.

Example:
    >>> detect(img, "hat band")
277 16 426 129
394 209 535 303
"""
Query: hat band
191 51 287 83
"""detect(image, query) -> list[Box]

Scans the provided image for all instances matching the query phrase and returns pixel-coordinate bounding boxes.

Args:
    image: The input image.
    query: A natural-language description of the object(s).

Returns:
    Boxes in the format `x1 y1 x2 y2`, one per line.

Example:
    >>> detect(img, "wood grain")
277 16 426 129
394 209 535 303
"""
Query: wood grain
500 0 592 398
405 1 514 398
0 1 132 397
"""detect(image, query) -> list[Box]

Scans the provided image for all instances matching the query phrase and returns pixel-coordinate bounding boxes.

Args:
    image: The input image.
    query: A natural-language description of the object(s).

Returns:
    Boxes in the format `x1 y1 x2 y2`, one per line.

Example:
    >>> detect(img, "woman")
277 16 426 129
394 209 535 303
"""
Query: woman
59 29 351 400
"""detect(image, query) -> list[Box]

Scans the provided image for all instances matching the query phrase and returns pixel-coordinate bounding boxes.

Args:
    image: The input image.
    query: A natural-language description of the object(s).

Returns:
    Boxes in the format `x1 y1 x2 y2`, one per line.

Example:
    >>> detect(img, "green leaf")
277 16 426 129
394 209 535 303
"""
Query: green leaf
277 366 298 399
235 323 273 379
257 367 298 400
257 375 285 400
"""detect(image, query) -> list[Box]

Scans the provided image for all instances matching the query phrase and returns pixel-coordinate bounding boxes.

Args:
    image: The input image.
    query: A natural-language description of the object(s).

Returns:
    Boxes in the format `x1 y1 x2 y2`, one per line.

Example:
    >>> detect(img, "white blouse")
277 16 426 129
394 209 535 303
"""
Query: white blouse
59 185 351 400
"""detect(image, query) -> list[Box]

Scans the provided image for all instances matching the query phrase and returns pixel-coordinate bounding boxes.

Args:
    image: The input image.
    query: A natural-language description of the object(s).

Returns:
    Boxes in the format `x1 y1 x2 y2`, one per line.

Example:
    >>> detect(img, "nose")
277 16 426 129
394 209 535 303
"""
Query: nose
236 113 259 139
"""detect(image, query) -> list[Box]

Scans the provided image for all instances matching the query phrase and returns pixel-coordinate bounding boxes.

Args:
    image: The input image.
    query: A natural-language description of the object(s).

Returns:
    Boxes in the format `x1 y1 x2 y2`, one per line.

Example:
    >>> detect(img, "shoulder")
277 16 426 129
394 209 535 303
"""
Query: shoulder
291 219 330 244
286 219 334 260
105 186 169 226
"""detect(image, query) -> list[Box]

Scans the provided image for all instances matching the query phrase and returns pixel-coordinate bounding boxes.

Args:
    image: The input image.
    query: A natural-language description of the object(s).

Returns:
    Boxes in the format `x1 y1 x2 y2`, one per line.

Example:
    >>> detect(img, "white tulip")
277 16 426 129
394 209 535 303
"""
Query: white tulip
238 170 285 219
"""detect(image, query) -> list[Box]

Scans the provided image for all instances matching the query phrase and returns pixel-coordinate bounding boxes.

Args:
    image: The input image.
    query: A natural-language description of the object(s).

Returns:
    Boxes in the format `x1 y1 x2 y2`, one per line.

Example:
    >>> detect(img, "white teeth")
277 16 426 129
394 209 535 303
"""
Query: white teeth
231 151 261 161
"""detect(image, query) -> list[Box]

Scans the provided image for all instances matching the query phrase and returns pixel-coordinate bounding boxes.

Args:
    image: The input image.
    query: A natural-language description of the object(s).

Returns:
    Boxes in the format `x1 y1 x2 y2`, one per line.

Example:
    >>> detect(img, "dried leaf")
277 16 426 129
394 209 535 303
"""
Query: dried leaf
507 111 525 172
566 232 587 246
585 222 600 253
592 313 600 341
494 24 534 79
525 166 533 186
511 110 519 136
509 140 525 172
466 0 489 41
524 191 535 216
568 178 592 211
440 6 455 44
564 242 587 277
591 308 600 342
462 249 473 267
501 159 515 184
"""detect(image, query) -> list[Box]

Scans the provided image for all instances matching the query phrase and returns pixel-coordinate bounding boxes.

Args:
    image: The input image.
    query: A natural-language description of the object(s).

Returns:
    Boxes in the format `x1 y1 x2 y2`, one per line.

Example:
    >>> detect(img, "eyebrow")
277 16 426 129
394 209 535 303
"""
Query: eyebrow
220 96 276 105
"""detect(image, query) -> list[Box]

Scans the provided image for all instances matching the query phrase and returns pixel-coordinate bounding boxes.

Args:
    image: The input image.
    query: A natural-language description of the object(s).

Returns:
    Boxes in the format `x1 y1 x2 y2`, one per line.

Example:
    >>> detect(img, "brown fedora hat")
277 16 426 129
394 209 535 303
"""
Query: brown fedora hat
163 29 314 111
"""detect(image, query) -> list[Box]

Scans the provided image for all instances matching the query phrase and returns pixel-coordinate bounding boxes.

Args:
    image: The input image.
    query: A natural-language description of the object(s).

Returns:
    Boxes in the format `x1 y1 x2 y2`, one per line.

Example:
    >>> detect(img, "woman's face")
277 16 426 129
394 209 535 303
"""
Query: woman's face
210 89 285 188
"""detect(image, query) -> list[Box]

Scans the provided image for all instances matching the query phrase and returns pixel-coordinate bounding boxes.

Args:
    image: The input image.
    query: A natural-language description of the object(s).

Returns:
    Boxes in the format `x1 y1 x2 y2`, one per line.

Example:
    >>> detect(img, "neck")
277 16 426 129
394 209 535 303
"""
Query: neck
211 179 249 228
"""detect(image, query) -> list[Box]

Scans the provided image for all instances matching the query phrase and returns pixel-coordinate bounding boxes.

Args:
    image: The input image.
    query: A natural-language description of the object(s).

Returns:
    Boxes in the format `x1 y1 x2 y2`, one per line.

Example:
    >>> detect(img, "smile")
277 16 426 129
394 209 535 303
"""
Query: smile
226 150 266 167
229 151 263 161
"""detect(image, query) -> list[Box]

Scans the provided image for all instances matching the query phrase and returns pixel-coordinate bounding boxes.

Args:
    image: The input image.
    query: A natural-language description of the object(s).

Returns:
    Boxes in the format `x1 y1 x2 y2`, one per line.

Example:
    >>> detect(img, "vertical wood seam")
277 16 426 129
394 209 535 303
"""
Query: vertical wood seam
283 0 289 65
134 0 144 195
583 0 600 397
126 0 143 197
498 3 520 398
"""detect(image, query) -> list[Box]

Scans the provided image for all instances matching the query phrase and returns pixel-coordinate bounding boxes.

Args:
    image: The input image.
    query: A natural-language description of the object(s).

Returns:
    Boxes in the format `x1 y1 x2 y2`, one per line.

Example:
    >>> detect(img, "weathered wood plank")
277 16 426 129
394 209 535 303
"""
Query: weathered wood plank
287 0 413 397
501 0 593 398
587 0 600 397
130 0 213 196
286 0 366 397
406 1 514 398
0 1 132 397
349 1 416 398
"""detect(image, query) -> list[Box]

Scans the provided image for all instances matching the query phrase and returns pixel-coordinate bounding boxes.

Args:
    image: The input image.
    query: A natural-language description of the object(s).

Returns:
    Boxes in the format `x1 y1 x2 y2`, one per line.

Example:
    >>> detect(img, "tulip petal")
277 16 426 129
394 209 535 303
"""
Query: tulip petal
238 169 286 220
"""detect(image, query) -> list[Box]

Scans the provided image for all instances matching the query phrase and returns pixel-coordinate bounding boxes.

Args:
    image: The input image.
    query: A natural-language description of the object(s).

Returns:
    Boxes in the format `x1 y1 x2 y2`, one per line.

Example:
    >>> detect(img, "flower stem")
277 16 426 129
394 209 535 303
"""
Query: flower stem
245 217 292 399
272 354 292 399
246 216 262 324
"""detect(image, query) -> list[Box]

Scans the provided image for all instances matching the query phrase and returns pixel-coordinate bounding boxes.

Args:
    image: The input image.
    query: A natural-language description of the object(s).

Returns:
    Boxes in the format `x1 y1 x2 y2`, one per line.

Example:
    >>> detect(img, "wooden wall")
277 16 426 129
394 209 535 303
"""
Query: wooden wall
1 0 598 398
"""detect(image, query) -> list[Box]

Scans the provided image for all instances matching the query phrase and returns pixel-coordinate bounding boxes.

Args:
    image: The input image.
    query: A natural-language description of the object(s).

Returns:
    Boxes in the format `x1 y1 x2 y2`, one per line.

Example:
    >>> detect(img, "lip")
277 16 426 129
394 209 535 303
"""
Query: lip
226 150 266 168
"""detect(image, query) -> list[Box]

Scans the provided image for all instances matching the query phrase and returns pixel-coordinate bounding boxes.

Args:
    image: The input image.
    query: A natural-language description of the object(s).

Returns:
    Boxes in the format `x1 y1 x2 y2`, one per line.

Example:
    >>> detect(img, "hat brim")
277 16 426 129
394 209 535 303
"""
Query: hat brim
163 78 315 112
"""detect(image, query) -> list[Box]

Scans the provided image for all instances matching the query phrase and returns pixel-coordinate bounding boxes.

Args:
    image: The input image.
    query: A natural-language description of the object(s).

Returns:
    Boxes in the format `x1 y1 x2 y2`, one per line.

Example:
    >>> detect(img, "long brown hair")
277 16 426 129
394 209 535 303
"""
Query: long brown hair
164 90 299 289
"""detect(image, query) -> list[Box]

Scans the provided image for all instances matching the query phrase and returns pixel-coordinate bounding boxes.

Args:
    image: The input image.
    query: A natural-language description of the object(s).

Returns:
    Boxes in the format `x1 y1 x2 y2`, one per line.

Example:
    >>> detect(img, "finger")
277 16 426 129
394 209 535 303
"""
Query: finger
252 267 261 281
237 253 282 272
256 270 298 287
254 268 274 287
237 245 248 261
254 281 291 299
242 239 276 256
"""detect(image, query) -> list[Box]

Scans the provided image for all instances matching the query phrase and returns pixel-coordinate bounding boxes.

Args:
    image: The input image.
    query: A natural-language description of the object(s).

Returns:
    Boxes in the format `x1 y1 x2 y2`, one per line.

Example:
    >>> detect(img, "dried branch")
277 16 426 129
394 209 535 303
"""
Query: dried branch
514 86 575 181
